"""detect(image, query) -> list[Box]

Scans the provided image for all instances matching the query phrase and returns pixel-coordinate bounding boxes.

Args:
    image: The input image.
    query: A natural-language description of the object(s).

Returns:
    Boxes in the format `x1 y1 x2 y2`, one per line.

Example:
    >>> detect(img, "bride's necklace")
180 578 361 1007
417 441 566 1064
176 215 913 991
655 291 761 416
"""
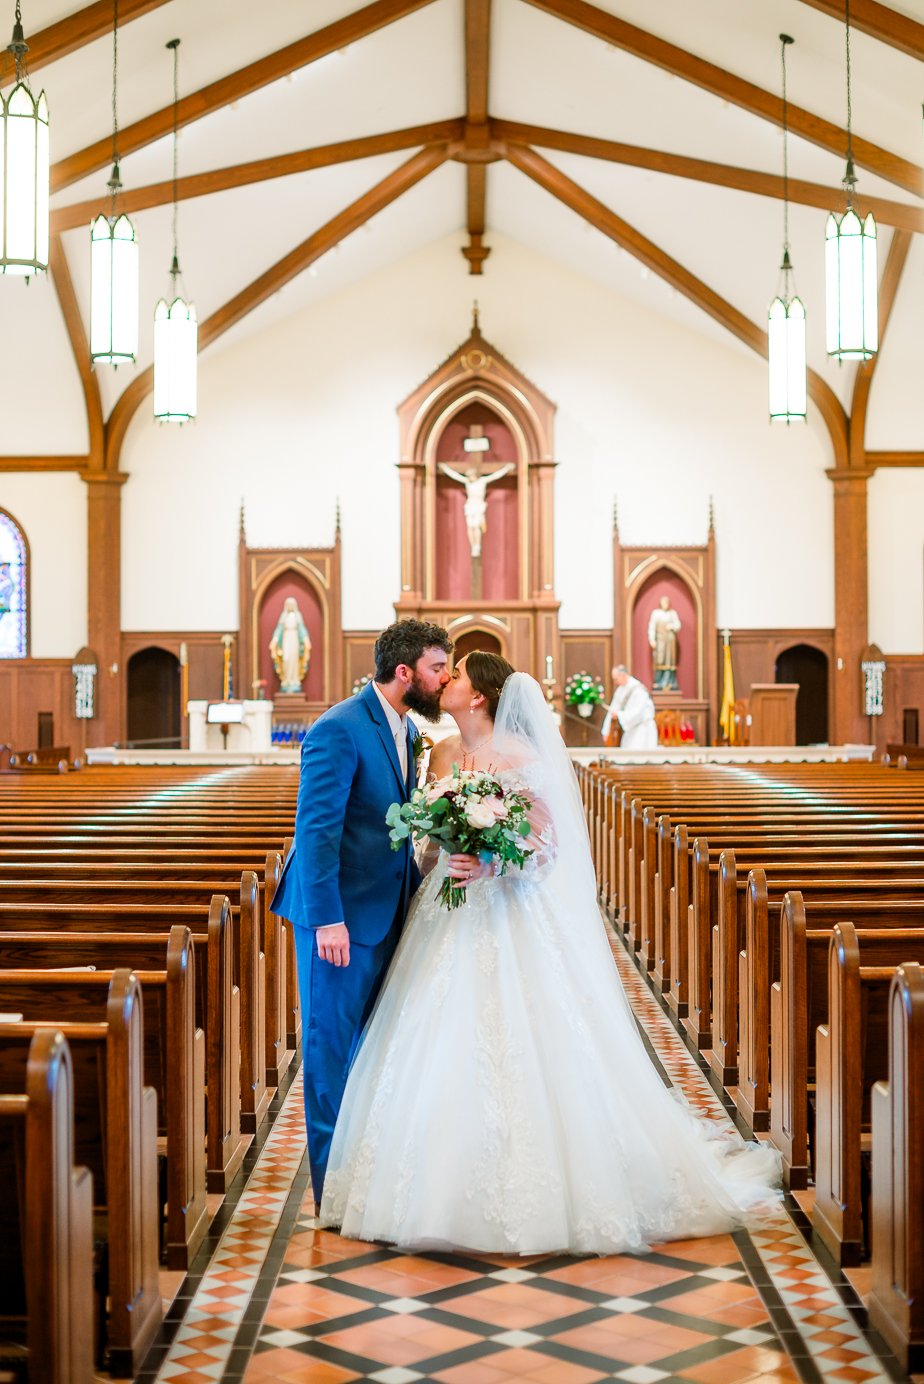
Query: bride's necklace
461 733 492 768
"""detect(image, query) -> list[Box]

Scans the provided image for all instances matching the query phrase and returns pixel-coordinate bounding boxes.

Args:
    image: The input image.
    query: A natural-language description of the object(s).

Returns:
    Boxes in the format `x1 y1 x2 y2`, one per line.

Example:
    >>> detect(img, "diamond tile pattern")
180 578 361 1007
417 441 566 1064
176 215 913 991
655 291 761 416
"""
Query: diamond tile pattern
139 924 912 1384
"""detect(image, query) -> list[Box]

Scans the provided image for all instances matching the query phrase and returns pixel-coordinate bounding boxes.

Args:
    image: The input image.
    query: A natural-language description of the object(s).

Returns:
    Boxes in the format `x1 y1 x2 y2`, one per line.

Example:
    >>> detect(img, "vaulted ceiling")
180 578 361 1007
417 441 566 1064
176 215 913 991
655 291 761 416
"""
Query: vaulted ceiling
5 0 924 469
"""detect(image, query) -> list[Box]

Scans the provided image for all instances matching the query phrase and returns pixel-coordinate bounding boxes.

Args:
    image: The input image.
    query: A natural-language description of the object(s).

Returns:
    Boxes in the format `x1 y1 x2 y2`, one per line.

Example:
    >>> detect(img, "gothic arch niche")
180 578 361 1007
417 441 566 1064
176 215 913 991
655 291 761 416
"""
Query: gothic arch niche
628 565 701 700
0 506 29 659
238 519 343 725
256 566 325 703
434 400 519 601
447 617 507 663
614 518 717 743
396 314 560 683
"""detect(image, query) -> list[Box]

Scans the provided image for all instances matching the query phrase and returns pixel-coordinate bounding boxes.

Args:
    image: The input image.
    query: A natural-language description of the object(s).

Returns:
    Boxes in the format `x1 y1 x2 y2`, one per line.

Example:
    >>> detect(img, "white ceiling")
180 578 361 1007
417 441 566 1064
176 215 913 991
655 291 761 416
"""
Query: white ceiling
5 0 924 442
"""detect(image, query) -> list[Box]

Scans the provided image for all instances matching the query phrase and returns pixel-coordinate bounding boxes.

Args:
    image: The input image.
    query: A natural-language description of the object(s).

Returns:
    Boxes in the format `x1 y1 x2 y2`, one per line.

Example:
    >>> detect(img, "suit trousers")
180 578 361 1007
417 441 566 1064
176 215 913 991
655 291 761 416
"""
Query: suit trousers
294 914 402 1201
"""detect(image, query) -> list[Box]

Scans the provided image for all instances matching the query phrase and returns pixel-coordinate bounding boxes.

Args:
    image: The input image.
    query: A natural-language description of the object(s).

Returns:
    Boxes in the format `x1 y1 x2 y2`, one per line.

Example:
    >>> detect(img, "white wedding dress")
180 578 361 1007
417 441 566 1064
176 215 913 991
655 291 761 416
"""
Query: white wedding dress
320 676 780 1254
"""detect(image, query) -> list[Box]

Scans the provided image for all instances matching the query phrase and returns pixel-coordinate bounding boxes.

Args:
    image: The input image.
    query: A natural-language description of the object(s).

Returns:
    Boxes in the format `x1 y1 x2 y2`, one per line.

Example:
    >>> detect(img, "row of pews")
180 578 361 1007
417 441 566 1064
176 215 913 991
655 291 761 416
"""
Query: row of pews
0 763 300 1382
578 758 924 1373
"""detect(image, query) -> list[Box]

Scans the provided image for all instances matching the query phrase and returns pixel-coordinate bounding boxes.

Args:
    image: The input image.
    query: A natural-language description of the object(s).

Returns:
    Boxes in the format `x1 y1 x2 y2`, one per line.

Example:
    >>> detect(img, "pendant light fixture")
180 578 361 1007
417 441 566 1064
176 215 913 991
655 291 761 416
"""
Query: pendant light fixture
0 2 49 278
90 0 138 365
153 37 197 422
825 0 877 361
768 34 806 424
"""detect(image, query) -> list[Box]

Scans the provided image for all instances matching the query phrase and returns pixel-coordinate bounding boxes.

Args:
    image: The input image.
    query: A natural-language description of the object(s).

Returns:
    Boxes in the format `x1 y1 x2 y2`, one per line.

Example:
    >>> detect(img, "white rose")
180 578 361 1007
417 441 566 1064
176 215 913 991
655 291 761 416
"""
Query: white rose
465 802 496 829
489 798 508 820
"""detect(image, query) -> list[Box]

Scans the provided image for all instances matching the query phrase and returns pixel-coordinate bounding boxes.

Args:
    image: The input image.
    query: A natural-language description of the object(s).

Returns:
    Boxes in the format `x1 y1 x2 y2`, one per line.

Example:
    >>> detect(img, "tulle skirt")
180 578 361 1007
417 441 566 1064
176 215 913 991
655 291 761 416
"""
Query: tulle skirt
320 860 781 1254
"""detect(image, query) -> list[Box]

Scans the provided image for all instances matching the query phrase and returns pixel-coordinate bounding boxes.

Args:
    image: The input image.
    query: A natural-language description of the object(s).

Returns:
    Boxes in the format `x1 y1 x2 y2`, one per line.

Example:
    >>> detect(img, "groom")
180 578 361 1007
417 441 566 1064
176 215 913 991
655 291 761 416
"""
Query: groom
272 618 453 1205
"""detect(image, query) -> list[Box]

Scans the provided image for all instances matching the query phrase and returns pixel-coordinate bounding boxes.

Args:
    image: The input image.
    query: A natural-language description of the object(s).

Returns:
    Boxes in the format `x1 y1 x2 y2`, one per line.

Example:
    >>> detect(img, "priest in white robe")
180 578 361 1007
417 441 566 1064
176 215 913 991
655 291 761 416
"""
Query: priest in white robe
602 666 658 749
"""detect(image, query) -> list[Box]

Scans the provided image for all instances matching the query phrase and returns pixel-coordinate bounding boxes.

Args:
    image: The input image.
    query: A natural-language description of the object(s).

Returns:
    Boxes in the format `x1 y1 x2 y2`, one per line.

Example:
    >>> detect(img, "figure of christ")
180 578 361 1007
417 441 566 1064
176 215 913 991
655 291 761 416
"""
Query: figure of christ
438 461 515 559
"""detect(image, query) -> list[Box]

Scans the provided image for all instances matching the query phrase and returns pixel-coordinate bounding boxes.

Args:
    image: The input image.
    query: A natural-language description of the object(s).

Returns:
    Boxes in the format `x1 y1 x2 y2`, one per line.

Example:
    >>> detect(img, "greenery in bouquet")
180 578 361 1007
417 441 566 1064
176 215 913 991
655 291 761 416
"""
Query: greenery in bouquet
387 767 534 910
563 671 606 706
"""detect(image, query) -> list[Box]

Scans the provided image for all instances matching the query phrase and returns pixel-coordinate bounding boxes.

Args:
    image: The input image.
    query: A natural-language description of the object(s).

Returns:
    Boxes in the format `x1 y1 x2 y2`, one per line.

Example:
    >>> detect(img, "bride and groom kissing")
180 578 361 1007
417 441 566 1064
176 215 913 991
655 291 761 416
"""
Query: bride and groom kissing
272 619 780 1254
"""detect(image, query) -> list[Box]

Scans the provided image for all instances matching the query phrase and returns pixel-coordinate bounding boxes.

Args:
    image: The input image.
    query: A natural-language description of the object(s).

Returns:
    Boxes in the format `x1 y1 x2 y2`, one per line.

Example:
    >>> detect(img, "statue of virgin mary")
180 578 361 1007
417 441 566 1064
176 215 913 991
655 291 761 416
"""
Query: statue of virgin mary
270 597 311 693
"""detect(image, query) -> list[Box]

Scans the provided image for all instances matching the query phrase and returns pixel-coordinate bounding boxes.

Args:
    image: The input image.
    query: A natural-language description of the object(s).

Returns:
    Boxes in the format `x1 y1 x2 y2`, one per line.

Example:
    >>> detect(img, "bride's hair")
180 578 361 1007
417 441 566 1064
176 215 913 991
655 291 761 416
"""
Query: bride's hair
464 650 515 719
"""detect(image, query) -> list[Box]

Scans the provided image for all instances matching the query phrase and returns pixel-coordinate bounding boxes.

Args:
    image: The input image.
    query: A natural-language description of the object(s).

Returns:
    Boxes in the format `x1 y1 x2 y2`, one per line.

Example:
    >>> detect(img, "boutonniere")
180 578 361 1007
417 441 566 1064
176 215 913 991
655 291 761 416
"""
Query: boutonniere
412 733 433 785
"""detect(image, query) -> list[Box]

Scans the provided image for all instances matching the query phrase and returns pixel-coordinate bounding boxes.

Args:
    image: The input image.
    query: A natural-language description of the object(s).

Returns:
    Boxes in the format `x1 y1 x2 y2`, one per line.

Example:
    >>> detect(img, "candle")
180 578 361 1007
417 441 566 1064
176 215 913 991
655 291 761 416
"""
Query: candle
545 654 554 680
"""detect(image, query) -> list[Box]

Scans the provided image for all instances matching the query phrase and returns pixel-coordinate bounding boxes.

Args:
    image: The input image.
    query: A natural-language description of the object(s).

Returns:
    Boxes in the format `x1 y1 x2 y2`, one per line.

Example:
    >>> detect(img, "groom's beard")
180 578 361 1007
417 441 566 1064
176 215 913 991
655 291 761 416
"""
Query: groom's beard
402 674 444 723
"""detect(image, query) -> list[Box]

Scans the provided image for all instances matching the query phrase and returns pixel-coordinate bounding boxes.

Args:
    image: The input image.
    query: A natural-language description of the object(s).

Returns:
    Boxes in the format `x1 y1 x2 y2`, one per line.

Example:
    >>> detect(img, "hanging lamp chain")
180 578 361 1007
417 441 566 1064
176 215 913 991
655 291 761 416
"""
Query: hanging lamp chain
7 1 30 83
843 0 856 199
168 37 181 283
107 0 122 204
779 33 794 285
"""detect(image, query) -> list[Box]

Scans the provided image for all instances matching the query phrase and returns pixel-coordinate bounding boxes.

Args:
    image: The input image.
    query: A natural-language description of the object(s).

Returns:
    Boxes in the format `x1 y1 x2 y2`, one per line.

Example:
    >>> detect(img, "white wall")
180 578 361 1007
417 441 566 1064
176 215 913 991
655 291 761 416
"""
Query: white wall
0 474 87 656
114 230 834 634
869 469 924 656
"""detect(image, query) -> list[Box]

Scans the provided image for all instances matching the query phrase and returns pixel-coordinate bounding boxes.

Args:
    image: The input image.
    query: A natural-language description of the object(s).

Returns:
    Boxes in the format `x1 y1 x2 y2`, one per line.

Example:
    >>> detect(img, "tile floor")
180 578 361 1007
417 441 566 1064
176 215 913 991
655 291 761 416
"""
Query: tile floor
131 923 916 1384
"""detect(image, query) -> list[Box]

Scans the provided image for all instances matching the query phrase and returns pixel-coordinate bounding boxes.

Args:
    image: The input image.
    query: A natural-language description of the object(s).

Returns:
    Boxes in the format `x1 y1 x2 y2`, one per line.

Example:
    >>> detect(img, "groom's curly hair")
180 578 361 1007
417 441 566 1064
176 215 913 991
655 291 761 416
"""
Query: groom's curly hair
374 619 453 682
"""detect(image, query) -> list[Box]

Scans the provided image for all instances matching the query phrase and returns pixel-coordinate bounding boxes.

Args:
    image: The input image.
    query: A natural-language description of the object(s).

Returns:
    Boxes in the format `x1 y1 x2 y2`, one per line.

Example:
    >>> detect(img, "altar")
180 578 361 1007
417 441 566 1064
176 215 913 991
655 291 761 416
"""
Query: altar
187 699 274 752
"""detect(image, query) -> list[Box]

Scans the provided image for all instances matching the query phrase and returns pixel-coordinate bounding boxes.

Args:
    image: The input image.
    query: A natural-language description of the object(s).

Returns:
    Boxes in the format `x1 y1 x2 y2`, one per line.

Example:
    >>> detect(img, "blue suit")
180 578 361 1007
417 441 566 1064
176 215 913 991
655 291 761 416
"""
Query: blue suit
272 680 420 1197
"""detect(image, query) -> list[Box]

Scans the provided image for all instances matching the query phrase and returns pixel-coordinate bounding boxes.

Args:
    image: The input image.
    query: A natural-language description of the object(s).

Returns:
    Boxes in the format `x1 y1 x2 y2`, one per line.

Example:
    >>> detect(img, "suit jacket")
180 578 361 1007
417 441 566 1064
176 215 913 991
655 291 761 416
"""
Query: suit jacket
272 680 422 946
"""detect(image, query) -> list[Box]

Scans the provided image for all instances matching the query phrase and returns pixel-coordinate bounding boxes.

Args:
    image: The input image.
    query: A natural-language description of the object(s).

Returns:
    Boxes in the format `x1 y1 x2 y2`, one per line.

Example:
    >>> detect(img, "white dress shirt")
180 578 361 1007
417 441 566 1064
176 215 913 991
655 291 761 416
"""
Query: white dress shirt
373 680 408 779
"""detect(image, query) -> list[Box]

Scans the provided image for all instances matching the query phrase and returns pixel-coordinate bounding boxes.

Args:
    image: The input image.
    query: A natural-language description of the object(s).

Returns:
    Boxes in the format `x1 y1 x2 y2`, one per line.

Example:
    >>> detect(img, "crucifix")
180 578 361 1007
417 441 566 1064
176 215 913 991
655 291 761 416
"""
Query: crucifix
438 425 513 599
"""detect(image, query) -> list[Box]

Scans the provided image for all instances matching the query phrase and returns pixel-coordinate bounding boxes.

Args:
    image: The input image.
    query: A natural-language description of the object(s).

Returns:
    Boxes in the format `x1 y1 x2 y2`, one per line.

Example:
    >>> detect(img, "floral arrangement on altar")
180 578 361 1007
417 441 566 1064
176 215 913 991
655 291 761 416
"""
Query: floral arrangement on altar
351 674 372 696
386 767 534 909
564 671 606 718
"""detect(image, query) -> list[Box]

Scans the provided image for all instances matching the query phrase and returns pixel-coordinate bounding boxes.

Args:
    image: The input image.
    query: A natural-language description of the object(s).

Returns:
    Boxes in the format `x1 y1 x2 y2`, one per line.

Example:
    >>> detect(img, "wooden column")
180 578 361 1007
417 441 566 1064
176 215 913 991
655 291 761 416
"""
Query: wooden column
86 472 126 745
529 461 556 598
829 467 872 745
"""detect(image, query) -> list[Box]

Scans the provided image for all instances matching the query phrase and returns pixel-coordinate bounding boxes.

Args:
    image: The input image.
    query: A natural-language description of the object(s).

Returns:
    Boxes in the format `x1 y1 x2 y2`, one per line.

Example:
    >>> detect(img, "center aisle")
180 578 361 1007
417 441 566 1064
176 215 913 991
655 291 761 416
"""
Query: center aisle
139 924 907 1384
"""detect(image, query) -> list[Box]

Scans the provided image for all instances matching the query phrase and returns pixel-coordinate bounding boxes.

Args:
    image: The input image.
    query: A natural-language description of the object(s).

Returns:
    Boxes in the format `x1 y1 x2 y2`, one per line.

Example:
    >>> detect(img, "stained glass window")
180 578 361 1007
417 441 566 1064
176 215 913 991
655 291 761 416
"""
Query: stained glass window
0 509 28 658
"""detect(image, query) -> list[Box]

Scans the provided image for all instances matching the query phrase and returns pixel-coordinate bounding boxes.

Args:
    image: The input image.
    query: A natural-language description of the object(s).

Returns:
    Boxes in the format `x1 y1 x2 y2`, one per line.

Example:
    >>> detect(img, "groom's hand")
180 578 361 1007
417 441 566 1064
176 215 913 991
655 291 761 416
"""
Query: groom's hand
317 923 350 967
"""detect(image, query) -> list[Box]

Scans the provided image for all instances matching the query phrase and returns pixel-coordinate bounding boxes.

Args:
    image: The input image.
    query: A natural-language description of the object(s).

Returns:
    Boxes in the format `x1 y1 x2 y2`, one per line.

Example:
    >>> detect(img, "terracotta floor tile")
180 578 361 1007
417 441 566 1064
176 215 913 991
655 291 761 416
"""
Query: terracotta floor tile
334 1265 446 1297
662 1237 740 1265
432 1362 525 1384
244 1347 356 1381
825 1369 883 1382
707 1305 772 1328
551 1323 668 1365
438 1284 592 1328
522 1361 609 1384
678 1348 770 1382
484 1349 581 1377
638 1322 710 1351
268 1283 370 1318
818 1347 870 1364
317 1316 478 1366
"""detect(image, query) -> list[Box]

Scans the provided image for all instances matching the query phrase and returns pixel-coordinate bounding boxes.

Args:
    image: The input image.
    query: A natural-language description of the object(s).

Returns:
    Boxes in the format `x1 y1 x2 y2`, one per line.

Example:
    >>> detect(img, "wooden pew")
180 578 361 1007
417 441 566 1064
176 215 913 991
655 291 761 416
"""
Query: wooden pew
0 852 291 1090
747 889 924 1168
700 850 924 1080
870 962 924 1372
0 1028 94 1384
814 923 924 1266
0 872 269 1130
0 927 207 1270
0 897 241 1194
0 972 160 1374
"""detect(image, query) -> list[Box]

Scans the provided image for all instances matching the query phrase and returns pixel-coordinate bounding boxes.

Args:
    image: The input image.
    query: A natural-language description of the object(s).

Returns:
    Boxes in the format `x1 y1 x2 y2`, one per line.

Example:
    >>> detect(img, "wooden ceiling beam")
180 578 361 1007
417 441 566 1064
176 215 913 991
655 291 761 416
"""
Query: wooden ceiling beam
103 144 450 470
849 228 912 467
0 456 87 472
796 0 924 62
49 233 104 470
50 0 439 195
504 141 849 468
492 119 924 233
519 0 924 198
50 119 464 232
0 0 169 84
867 451 924 467
463 0 492 273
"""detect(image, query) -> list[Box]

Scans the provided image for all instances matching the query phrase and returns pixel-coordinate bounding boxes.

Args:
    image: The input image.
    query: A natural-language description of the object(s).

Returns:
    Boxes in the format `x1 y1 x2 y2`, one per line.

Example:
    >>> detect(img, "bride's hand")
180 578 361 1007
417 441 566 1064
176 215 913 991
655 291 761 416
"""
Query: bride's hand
448 853 492 882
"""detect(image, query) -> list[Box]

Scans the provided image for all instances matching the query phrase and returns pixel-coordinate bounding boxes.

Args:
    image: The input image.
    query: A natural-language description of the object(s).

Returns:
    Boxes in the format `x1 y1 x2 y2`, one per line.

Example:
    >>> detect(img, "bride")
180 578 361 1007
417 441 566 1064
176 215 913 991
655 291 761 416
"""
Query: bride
320 651 780 1253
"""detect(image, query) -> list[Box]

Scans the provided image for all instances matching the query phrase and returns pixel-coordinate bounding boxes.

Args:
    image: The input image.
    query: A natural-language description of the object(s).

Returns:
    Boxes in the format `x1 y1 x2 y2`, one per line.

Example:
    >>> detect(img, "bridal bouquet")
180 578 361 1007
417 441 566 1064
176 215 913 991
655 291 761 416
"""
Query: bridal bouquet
387 767 534 910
